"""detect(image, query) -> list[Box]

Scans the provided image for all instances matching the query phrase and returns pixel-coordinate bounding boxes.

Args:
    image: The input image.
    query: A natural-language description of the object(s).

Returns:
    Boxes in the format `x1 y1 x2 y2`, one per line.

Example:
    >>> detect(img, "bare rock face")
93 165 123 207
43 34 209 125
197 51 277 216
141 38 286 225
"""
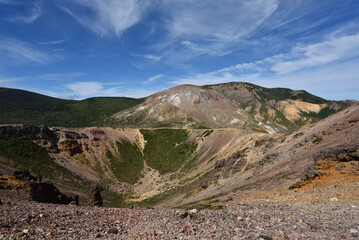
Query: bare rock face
58 139 83 156
29 181 78 205
88 184 103 207
1 171 79 205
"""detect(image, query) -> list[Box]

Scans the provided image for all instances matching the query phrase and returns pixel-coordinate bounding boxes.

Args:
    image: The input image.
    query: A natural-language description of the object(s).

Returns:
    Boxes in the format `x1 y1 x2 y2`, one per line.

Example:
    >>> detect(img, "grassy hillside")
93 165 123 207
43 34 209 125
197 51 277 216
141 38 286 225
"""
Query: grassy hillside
141 129 197 174
0 88 144 127
0 135 89 190
243 83 328 104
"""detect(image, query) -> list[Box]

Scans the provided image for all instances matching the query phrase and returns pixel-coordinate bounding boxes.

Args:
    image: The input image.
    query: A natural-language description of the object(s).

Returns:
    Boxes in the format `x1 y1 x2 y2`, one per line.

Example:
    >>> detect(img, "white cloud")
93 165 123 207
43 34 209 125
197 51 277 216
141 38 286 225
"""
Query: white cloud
60 0 148 37
143 74 164 84
270 33 359 74
63 81 159 99
154 0 278 57
0 0 20 5
3 2 42 23
66 82 104 97
172 32 359 100
142 54 162 62
0 38 52 64
38 39 69 45
0 76 25 87
39 72 86 81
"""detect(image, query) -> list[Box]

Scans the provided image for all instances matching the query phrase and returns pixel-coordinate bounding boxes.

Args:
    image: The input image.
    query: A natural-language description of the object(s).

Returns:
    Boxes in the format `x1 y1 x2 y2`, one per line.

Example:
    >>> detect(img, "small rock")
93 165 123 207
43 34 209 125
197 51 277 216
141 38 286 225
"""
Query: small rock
189 209 198 214
181 225 188 233
108 228 118 234
329 197 338 202
350 228 358 237
15 232 24 238
22 229 29 234
336 164 346 171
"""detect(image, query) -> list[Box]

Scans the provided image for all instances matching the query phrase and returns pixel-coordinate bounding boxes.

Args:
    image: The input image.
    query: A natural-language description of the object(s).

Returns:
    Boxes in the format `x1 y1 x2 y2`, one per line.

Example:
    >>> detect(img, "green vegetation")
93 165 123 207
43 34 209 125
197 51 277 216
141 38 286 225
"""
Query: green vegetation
182 198 224 210
141 129 197 174
312 137 323 144
106 140 144 184
140 171 211 207
92 156 105 178
245 176 253 181
244 83 328 104
0 135 88 189
202 130 213 138
259 235 274 240
102 187 129 208
0 87 144 127
301 107 339 121
293 132 304 138
274 109 295 130
179 212 195 219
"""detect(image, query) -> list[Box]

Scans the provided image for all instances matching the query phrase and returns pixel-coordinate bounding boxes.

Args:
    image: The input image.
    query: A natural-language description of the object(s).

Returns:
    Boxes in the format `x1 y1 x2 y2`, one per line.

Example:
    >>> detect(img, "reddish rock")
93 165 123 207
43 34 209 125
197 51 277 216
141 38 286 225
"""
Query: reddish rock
108 228 118 234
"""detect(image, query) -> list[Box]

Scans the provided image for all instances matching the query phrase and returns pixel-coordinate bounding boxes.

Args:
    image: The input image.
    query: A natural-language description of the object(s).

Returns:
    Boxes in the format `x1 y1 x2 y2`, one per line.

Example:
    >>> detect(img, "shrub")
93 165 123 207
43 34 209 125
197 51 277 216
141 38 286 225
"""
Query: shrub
312 137 323 144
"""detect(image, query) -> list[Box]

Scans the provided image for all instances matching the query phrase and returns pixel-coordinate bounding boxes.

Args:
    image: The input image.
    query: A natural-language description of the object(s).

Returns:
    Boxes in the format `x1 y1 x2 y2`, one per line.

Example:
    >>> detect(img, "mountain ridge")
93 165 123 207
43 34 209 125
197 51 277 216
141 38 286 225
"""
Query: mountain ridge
0 82 357 132
113 82 357 132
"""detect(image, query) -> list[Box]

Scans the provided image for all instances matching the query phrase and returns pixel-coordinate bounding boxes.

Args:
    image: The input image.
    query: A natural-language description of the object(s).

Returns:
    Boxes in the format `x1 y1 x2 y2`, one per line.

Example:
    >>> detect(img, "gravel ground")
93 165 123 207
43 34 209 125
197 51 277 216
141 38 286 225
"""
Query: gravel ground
1 195 359 240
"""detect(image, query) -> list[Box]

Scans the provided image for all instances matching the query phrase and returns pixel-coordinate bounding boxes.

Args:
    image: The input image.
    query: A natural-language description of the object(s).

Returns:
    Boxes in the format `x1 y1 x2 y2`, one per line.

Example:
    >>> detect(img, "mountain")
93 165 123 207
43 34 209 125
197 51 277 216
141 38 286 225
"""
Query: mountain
1 83 355 131
0 82 357 207
113 82 356 132
1 104 358 208
0 87 144 127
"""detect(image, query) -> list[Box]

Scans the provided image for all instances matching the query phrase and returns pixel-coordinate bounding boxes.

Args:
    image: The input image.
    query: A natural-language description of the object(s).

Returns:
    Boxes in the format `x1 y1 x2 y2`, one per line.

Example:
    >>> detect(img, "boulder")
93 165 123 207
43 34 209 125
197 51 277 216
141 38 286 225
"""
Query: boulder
88 184 103 207
29 181 78 205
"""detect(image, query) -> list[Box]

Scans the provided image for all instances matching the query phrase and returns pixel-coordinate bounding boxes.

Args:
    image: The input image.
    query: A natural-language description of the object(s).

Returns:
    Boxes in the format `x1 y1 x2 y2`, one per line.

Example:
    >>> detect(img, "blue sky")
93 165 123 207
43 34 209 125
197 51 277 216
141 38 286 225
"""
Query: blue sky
0 0 358 100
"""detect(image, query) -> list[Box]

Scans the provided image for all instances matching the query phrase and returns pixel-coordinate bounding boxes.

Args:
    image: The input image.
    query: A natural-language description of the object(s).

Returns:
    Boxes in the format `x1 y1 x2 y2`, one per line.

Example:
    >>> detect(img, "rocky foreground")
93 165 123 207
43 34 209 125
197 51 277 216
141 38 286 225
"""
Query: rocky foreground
0 195 358 240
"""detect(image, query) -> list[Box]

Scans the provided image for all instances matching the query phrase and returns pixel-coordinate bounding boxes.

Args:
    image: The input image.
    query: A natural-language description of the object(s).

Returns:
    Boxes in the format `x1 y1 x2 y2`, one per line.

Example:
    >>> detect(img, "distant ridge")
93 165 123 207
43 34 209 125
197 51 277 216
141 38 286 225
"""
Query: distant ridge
113 82 356 132
0 87 144 127
0 82 356 131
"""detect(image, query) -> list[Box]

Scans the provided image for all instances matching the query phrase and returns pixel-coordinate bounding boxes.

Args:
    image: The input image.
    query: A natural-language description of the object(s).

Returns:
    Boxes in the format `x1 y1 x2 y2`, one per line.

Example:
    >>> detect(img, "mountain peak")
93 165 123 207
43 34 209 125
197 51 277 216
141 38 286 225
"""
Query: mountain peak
113 82 356 131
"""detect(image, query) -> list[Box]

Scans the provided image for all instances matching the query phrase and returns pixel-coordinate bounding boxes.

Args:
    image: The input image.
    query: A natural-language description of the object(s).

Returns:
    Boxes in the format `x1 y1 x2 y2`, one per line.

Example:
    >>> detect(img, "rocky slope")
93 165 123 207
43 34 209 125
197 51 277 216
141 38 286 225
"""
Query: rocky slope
1 195 358 239
113 82 356 132
0 104 358 208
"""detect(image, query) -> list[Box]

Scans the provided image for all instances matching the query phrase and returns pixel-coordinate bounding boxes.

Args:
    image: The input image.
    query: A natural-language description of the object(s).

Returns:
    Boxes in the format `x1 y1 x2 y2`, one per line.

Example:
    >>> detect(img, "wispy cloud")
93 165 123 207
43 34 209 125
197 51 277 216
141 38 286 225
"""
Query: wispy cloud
2 1 42 24
150 0 278 59
143 74 164 84
173 31 359 100
38 39 69 45
66 81 105 97
63 81 160 99
0 38 52 64
142 54 162 62
269 33 359 74
39 72 86 81
59 0 148 37
0 76 25 87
